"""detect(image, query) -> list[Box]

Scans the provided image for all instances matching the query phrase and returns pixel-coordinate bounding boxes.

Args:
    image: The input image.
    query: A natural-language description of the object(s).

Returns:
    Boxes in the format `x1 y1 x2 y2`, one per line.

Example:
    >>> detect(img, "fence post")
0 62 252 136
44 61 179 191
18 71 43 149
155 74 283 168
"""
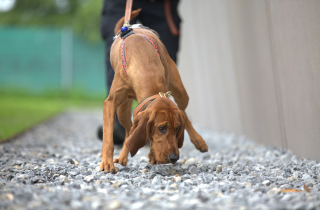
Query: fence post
61 28 73 90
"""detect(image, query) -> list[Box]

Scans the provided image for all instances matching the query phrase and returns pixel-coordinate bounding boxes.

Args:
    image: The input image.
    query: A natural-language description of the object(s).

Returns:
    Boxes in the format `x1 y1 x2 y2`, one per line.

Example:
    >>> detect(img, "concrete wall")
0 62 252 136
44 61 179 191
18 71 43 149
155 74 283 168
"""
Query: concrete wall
177 0 320 160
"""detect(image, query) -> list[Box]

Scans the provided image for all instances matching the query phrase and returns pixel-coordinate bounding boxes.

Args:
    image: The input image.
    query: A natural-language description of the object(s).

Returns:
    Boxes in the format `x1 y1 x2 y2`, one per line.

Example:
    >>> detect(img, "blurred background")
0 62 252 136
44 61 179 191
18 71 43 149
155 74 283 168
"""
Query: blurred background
0 0 319 160
0 0 105 94
0 0 105 141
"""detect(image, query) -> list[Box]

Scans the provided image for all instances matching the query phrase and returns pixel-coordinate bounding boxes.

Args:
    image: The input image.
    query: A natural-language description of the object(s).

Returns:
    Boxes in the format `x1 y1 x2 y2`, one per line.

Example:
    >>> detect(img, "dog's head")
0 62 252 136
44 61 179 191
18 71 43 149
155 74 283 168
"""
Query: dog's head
126 97 185 164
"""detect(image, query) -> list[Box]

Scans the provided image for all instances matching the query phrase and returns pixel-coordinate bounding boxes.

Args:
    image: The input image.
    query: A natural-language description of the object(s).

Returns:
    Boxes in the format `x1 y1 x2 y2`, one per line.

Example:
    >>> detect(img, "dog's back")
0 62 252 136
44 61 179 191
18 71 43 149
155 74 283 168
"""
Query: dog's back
110 10 169 97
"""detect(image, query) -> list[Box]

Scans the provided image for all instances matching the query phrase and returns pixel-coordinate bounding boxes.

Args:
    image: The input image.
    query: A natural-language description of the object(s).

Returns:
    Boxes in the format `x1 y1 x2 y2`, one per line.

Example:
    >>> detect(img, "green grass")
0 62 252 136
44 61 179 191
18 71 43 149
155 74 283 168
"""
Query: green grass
0 89 105 141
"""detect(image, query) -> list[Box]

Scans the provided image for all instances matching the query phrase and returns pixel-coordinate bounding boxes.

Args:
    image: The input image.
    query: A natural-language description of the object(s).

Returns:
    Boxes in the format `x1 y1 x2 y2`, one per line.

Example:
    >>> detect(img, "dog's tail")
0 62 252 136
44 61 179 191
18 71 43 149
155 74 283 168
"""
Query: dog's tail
114 9 142 35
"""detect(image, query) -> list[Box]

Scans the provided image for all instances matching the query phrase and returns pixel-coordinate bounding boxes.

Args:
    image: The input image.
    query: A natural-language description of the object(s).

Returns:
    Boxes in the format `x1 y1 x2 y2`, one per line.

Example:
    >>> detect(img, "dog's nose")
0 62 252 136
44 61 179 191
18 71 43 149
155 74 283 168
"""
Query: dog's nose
169 153 179 163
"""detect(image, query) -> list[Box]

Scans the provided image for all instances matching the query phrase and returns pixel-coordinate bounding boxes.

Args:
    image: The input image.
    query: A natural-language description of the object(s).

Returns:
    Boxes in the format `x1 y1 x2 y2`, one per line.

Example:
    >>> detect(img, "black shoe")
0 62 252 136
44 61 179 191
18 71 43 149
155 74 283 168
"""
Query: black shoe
97 123 125 145
97 126 103 140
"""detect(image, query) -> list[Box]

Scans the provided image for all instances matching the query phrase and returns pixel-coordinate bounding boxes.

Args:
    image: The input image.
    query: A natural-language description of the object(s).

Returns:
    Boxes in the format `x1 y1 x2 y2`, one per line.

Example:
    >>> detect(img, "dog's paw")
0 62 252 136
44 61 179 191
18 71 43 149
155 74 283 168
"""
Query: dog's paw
199 143 208 153
99 158 118 174
113 156 128 166
191 136 209 153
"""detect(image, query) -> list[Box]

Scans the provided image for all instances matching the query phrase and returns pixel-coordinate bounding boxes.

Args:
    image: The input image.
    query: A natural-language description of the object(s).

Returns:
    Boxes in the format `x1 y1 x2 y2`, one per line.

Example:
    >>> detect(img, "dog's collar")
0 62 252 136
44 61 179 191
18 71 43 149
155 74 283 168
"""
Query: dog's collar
133 91 172 118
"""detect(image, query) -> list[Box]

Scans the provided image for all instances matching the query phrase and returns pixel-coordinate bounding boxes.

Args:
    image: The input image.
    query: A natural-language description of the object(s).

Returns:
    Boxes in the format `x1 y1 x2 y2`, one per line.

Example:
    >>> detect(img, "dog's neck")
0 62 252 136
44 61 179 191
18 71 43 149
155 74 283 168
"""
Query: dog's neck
137 89 168 103
133 91 172 118
136 94 163 103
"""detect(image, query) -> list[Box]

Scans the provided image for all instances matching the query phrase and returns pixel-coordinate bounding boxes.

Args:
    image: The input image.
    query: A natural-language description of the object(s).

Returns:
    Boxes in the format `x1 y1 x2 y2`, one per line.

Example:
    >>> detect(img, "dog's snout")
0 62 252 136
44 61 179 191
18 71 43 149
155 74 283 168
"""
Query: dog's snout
169 153 179 163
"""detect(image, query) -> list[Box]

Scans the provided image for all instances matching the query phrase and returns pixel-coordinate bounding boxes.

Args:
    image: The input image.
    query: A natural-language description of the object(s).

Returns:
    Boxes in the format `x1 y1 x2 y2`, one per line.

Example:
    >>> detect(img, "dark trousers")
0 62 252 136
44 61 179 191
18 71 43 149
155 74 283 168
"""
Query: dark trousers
100 0 181 127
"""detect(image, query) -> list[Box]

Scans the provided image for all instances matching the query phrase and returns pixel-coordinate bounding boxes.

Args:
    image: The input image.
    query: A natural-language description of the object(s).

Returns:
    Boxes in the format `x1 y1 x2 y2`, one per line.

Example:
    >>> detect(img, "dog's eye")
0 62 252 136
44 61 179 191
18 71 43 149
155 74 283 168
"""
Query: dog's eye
175 126 180 134
158 126 167 133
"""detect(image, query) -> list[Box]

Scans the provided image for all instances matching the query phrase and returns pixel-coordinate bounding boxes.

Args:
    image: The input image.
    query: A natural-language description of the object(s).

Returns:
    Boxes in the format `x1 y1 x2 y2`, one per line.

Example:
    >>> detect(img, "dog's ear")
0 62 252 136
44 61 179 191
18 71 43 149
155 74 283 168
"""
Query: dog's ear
177 110 185 148
126 110 156 157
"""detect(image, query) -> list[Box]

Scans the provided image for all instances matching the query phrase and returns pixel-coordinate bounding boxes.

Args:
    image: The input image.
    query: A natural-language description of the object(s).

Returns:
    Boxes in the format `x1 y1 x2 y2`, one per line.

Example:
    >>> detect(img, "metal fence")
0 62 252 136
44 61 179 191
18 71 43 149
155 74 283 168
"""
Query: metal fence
0 27 106 96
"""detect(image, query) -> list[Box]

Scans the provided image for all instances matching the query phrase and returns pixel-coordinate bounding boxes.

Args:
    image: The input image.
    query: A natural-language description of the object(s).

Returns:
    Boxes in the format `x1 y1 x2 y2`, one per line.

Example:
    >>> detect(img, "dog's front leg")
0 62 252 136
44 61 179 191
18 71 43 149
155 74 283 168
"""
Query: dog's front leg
167 60 208 153
99 97 118 174
113 99 132 166
184 114 208 152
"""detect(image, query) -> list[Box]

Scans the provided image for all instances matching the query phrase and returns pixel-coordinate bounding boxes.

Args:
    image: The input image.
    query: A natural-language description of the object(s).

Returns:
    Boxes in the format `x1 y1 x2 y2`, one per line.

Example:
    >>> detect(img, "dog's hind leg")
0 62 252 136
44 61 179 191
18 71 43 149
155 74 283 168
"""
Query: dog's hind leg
167 59 208 153
113 99 133 166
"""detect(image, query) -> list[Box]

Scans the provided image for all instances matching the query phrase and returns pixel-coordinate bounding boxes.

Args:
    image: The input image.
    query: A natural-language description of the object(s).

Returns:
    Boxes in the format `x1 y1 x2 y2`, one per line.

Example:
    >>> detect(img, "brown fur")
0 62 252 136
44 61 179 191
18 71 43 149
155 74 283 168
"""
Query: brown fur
99 10 208 173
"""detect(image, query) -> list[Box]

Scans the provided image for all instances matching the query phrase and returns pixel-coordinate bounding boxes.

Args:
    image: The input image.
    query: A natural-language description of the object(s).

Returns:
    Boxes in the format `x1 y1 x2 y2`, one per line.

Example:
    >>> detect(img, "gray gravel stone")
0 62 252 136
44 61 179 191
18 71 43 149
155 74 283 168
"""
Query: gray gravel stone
216 165 222 173
148 172 156 180
139 162 149 170
151 175 162 185
84 175 94 182
262 180 271 186
59 175 70 184
188 165 198 174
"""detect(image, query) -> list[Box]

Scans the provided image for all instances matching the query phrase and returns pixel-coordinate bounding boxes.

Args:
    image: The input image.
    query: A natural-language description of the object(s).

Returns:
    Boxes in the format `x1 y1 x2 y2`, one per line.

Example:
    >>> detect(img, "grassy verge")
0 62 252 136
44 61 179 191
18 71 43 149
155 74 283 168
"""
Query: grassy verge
0 89 104 142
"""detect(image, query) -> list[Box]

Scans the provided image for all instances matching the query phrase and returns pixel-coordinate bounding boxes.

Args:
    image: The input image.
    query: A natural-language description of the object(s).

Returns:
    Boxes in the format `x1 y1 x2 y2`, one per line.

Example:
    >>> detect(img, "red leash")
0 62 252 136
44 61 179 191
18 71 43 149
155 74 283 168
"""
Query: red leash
124 0 133 27
121 0 179 36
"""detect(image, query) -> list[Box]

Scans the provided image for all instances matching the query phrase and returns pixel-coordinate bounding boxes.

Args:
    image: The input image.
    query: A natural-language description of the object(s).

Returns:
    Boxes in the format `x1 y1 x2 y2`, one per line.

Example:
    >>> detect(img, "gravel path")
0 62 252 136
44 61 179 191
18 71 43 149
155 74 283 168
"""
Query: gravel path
1 110 320 210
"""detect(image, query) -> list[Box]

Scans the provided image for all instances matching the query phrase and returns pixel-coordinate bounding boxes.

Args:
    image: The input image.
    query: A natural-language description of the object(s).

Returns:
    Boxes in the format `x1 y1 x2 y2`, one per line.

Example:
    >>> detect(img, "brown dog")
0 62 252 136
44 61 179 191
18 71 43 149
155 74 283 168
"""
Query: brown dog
100 9 208 173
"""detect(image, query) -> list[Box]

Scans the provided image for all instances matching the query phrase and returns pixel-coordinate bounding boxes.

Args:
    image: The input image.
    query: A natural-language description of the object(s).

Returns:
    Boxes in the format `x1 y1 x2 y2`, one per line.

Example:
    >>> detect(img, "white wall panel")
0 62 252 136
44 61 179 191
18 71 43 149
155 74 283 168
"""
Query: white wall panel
177 0 320 160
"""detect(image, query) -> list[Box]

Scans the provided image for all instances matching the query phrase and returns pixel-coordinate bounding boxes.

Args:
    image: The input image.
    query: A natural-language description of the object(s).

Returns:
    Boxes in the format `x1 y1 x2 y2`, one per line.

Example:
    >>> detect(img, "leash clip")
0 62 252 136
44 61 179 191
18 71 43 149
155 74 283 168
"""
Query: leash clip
159 91 172 97
120 27 133 39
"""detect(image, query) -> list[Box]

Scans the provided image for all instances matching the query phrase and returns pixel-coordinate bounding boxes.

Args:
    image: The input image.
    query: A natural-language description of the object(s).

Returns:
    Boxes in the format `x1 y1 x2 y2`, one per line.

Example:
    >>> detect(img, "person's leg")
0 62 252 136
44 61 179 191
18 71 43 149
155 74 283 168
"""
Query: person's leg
101 0 127 93
99 0 127 144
